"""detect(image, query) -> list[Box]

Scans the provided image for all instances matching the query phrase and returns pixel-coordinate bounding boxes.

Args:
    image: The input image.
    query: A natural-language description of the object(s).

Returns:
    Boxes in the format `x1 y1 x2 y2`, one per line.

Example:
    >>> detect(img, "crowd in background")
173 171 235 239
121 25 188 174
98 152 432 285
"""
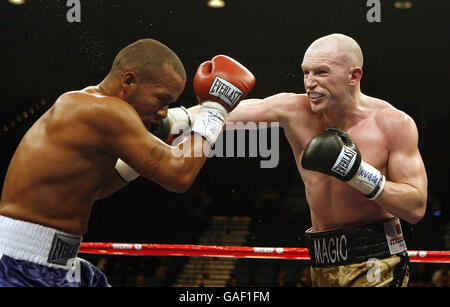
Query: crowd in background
84 255 449 287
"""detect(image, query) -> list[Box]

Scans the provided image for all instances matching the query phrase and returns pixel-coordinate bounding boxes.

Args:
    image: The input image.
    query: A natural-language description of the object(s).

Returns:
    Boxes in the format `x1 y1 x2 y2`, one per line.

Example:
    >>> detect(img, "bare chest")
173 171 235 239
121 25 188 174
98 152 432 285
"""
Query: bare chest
286 117 388 172
283 116 391 229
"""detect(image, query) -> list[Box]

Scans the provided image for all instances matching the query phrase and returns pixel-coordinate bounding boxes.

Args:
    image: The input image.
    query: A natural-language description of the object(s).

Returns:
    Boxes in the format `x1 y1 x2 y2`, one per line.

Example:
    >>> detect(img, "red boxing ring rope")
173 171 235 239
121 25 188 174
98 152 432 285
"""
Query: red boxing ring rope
79 242 450 263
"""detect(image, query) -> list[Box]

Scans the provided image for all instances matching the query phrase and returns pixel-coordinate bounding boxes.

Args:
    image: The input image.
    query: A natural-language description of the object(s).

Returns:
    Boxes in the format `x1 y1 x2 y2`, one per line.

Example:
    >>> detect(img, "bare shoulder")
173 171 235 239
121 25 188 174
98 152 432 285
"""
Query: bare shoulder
52 90 145 144
62 89 137 120
60 90 133 113
371 97 419 146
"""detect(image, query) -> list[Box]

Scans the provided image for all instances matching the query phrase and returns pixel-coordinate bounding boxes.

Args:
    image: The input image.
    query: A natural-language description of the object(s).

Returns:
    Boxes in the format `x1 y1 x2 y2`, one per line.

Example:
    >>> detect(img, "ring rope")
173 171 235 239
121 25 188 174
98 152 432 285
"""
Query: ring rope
79 242 450 263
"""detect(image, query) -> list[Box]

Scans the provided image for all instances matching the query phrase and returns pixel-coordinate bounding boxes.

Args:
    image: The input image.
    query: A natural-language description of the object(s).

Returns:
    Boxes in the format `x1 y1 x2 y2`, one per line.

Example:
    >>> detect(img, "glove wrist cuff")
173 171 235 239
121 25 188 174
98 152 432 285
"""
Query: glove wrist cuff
347 161 385 200
191 106 225 145
115 159 140 183
200 101 228 116
167 106 193 135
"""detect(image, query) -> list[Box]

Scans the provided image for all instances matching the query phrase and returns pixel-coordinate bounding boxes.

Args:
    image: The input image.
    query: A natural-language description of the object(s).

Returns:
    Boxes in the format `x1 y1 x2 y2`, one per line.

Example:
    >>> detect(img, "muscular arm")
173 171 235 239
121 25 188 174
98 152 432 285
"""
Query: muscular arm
223 93 300 129
374 112 428 224
90 97 210 193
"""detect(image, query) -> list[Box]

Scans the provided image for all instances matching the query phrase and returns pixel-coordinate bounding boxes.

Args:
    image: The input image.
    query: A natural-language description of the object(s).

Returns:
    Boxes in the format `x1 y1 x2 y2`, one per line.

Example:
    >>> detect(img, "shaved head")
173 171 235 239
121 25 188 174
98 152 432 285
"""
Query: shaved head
305 33 363 68
301 34 365 113
108 39 186 83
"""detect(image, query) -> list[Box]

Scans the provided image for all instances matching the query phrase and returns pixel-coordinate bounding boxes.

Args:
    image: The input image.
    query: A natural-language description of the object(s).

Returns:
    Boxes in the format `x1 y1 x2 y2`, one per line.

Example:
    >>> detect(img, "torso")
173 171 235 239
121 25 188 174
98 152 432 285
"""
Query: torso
282 94 394 231
0 87 118 234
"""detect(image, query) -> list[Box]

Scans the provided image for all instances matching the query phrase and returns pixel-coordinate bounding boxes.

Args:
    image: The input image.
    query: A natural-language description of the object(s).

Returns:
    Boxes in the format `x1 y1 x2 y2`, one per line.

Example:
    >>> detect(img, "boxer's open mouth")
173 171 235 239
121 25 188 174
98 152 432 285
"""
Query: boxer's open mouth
309 92 324 104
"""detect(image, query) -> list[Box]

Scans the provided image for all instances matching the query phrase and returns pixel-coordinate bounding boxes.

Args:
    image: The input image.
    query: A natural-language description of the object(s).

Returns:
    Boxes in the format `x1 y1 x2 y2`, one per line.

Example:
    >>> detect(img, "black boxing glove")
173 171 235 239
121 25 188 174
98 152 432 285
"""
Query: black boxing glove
301 127 385 200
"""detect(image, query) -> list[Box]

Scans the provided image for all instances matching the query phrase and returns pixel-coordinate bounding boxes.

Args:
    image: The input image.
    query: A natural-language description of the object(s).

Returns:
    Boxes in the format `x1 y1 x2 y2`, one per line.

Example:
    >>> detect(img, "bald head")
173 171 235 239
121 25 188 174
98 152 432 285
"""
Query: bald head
305 34 363 68
108 39 186 83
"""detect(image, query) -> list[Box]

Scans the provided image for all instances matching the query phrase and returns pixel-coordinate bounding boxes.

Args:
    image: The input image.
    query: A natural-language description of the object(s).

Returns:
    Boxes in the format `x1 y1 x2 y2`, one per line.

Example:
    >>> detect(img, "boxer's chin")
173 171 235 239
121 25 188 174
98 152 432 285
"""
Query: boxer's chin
310 103 326 114
310 98 330 114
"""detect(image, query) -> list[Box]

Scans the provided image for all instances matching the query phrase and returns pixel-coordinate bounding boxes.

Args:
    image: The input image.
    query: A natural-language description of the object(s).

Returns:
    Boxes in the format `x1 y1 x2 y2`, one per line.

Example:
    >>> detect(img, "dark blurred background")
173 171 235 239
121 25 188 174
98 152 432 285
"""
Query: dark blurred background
0 0 448 287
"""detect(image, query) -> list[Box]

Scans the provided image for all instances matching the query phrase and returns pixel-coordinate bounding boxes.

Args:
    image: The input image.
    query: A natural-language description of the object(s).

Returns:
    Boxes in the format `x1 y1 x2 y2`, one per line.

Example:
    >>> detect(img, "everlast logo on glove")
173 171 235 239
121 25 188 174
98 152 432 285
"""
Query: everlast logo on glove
209 77 243 108
331 146 357 177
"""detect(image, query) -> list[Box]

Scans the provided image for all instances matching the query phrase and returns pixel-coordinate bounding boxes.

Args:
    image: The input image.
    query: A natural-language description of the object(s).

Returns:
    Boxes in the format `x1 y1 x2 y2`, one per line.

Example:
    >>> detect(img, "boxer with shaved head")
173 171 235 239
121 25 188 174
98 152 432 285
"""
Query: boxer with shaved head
224 33 427 287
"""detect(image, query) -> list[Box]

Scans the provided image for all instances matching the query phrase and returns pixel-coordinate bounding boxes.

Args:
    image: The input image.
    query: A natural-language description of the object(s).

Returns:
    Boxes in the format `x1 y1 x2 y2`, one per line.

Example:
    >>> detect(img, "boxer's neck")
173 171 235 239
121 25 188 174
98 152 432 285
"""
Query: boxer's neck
322 91 368 130
97 76 121 98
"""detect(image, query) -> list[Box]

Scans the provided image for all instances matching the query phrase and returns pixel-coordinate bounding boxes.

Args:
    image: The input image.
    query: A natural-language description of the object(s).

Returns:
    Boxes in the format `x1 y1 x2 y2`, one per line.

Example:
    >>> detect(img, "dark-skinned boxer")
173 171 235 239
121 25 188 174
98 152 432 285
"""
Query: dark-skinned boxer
0 39 255 287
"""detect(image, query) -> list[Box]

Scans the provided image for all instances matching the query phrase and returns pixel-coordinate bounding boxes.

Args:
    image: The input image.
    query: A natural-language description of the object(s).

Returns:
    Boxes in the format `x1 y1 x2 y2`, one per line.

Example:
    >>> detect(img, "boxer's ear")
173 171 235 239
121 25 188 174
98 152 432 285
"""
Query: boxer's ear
122 72 138 91
349 67 362 86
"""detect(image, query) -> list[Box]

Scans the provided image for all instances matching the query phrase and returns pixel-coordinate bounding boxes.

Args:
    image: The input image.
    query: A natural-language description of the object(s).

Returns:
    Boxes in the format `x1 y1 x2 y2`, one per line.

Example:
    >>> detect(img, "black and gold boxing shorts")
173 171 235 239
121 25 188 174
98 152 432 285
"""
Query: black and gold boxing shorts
304 217 409 287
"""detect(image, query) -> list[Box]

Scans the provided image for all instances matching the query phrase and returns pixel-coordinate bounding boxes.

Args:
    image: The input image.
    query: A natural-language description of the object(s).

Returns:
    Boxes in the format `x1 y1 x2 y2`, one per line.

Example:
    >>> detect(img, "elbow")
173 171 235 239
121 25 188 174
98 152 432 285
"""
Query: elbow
165 161 196 193
407 212 424 225
407 199 427 225
169 174 194 194
169 155 201 193
162 154 201 193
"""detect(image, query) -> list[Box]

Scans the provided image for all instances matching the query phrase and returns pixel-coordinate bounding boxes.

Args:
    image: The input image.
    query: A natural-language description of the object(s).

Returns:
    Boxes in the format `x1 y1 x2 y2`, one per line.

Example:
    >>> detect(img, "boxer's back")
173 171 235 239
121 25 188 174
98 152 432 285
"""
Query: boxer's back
0 88 117 234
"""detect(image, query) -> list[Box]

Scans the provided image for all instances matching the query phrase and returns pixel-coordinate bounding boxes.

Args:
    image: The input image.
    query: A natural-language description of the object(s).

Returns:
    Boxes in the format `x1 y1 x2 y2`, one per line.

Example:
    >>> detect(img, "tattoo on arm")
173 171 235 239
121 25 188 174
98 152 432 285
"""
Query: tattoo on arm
145 145 167 177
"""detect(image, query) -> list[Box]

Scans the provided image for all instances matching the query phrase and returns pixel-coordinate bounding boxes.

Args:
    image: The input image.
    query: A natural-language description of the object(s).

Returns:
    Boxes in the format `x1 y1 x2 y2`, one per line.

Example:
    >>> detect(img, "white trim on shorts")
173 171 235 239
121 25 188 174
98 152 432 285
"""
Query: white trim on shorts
0 215 82 269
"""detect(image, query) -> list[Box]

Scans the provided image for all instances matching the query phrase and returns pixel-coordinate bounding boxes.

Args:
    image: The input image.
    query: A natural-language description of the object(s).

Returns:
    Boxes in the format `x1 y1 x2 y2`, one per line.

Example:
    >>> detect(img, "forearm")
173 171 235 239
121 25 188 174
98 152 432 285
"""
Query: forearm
165 134 210 192
301 127 428 226
114 103 221 193
114 54 255 193
226 94 292 129
226 99 262 127
115 133 211 194
374 181 427 224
